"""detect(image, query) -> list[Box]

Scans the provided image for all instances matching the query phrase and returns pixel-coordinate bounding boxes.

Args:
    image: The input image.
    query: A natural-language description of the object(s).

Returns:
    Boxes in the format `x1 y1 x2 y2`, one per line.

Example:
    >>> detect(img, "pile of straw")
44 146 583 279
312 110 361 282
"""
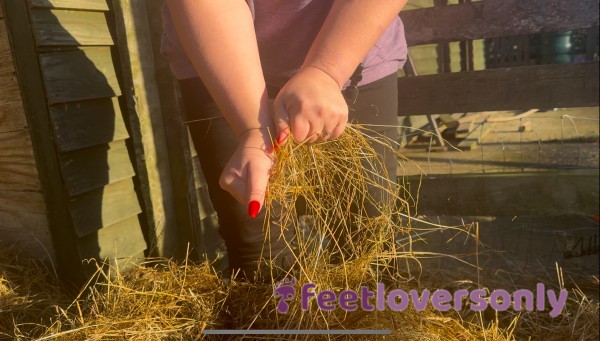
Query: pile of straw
1 125 598 340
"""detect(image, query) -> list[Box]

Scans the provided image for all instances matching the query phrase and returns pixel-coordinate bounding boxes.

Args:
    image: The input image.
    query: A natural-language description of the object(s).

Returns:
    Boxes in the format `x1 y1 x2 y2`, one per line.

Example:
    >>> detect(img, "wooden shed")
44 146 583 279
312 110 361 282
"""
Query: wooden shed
0 0 223 285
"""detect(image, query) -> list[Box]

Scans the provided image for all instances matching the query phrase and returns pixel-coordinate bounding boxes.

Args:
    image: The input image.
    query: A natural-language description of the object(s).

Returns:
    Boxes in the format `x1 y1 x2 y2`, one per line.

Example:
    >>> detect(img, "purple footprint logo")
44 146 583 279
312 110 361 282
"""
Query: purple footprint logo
274 278 297 314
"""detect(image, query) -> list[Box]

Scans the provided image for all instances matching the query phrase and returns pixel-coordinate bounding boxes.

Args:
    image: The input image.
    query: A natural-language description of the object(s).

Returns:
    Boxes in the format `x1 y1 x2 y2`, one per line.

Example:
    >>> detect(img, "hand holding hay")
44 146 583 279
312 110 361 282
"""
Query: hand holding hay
262 123 413 284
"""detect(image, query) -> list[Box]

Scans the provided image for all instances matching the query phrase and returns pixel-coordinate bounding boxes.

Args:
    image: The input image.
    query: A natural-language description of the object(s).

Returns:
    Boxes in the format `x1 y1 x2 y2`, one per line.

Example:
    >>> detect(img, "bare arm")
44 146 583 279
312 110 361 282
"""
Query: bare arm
167 0 274 215
305 0 408 87
167 0 274 138
274 0 407 143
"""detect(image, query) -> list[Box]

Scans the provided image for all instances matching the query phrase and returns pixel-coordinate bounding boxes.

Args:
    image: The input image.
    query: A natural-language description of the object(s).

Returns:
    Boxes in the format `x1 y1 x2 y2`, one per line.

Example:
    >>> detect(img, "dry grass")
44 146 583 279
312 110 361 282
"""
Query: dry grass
1 124 598 340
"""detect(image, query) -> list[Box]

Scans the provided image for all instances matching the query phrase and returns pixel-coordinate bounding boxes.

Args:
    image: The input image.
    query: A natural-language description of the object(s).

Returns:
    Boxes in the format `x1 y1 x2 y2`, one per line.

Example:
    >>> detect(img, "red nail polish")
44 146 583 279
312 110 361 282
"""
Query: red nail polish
248 200 260 218
276 132 286 145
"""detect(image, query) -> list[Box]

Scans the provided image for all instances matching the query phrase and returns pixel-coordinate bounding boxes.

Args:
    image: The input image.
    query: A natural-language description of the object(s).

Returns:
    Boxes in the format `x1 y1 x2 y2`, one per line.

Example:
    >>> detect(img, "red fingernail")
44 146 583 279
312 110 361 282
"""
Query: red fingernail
248 200 260 218
276 132 286 145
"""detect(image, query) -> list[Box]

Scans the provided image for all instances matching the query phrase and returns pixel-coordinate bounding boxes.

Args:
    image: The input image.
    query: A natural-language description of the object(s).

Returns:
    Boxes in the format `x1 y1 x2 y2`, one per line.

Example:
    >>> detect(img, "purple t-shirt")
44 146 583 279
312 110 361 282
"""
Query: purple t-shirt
161 1 407 88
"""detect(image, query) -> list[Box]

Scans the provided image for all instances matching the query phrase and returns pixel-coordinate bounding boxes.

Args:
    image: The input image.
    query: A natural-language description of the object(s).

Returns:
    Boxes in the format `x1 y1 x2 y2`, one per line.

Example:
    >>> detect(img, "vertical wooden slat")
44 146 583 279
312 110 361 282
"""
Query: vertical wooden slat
112 0 186 259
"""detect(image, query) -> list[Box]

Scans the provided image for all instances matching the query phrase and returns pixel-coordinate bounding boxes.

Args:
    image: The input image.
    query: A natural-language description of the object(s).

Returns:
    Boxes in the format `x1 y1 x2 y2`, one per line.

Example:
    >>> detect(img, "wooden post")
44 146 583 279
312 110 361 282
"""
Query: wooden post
112 0 187 258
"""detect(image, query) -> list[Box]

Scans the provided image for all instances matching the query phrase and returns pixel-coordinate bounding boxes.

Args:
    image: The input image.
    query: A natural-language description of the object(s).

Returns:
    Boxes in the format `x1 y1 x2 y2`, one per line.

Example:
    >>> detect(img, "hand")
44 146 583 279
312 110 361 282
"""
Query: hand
273 66 349 144
219 129 274 217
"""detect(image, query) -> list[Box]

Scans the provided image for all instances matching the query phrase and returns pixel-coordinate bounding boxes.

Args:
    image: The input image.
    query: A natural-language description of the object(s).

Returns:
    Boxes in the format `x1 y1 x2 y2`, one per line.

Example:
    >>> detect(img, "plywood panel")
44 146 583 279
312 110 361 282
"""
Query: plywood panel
0 129 41 191
29 0 109 11
0 190 46 213
30 8 113 46
50 97 129 152
78 215 147 260
39 47 121 104
1 16 28 133
0 211 53 259
68 177 142 237
60 140 136 197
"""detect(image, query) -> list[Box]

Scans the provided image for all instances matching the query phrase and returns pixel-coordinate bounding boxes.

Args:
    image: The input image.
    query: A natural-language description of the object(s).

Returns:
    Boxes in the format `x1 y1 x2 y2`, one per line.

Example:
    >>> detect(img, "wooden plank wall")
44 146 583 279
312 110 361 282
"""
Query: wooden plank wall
1 0 148 278
0 3 53 259
27 0 149 262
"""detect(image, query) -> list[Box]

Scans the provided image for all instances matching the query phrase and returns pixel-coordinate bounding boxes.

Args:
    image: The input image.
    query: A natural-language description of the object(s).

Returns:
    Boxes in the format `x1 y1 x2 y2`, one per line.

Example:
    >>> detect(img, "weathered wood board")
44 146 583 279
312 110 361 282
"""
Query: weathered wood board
68 177 142 238
30 8 113 46
1 19 28 134
0 4 52 260
0 110 40 193
78 215 147 260
0 190 46 213
39 47 121 104
0 211 53 259
402 0 599 46
49 97 129 152
60 140 136 197
397 62 599 115
114 0 183 258
406 170 600 216
29 0 109 11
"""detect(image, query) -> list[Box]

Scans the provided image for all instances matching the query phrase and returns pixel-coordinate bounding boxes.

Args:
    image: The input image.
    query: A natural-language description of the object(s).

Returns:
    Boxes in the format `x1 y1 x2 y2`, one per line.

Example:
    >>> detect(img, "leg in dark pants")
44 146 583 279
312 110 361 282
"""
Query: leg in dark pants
179 78 294 280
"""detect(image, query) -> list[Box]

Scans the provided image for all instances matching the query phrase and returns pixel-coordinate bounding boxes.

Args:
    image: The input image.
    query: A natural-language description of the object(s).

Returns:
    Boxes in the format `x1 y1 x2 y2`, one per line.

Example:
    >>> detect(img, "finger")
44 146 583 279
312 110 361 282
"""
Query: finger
330 122 346 140
330 106 349 140
219 172 246 205
246 162 271 218
320 118 338 142
306 119 324 144
273 98 290 146
290 114 311 143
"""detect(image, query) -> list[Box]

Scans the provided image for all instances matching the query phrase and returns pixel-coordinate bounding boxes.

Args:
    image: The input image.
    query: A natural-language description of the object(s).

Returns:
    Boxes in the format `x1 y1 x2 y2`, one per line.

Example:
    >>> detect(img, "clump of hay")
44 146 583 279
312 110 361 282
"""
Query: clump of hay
0 249 70 339
1 124 598 340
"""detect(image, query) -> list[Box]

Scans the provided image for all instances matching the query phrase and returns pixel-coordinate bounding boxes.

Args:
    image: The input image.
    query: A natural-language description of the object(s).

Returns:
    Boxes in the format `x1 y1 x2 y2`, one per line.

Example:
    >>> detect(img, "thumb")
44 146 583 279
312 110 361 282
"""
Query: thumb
273 98 290 146
246 161 271 218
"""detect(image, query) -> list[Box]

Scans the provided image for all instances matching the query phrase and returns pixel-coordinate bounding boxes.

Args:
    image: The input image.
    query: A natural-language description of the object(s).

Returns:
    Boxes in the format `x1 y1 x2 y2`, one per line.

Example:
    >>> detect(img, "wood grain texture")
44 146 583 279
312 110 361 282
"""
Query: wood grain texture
68 177 142 238
397 62 599 115
1 16 28 134
0 190 46 213
60 140 136 197
78 215 147 260
0 129 42 192
39 47 121 104
402 0 599 46
114 0 181 258
31 8 113 46
0 211 53 259
2 0 87 283
406 170 600 216
29 0 109 11
49 97 129 152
